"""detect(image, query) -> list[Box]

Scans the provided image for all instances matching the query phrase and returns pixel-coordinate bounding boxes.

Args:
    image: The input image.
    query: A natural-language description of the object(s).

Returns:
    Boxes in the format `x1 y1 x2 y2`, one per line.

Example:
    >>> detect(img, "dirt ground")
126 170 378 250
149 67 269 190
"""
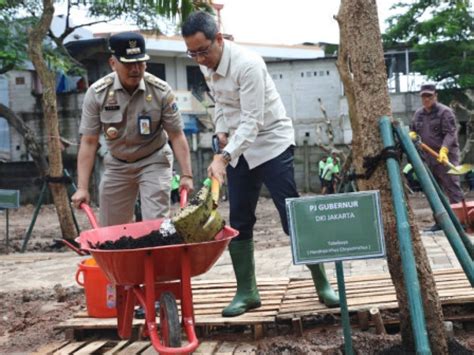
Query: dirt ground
0 192 473 353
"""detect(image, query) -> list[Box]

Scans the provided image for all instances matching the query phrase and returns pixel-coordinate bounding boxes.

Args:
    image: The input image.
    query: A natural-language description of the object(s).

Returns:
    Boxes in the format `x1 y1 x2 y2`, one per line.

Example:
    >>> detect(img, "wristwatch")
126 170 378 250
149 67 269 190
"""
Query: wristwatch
222 150 232 164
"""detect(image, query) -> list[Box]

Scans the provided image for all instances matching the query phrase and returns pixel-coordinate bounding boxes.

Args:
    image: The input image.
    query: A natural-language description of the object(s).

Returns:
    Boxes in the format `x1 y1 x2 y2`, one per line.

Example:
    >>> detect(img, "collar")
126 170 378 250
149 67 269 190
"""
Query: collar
423 102 439 114
214 40 231 77
112 72 146 93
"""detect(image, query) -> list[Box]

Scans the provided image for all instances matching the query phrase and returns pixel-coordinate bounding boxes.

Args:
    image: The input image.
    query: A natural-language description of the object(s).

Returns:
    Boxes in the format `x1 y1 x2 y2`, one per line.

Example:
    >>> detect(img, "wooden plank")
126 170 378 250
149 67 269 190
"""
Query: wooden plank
215 341 237 355
141 345 158 355
194 341 220 354
234 343 257 354
31 341 69 354
117 341 150 354
73 340 108 354
53 342 86 355
55 318 143 329
103 340 130 355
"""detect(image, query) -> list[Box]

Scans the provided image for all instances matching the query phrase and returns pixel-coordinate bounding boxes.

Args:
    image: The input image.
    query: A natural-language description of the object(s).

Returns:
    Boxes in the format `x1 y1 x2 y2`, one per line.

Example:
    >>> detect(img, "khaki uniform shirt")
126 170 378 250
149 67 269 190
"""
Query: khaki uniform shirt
80 72 183 163
201 40 295 169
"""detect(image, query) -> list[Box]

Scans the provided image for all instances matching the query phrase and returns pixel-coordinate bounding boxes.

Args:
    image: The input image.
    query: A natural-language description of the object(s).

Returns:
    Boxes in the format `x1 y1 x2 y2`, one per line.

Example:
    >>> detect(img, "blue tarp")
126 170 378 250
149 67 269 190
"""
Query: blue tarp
182 114 199 135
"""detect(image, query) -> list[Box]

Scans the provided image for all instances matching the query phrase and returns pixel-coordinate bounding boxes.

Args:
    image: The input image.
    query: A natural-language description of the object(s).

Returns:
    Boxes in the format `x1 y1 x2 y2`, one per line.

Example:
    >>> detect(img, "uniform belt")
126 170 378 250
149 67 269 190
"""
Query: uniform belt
111 143 165 164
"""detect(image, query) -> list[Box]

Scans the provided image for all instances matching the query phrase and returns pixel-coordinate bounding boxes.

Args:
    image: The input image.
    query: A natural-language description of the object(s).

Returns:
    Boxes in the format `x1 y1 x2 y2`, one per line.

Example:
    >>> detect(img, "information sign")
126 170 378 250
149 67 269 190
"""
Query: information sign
286 191 385 264
0 189 20 209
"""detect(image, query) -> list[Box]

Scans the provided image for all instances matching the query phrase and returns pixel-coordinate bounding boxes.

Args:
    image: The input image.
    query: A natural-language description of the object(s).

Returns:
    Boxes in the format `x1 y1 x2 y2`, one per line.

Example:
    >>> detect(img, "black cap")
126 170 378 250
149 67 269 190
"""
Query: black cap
108 32 150 63
420 83 436 96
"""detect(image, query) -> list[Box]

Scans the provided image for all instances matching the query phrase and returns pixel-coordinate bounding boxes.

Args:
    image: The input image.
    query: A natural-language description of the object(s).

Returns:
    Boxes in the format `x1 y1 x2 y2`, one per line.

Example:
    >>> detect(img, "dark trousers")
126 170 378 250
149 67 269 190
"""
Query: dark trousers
227 146 299 241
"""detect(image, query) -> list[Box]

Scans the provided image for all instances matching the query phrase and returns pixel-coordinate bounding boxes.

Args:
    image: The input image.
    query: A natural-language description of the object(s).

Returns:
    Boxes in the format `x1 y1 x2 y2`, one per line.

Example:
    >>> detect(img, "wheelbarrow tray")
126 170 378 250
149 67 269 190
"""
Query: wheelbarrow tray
78 218 238 286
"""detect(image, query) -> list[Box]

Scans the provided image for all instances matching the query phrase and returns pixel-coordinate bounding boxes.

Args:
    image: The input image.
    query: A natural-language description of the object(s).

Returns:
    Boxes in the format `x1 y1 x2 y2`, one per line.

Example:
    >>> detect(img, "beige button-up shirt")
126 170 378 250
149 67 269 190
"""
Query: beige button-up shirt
80 72 182 163
201 40 295 169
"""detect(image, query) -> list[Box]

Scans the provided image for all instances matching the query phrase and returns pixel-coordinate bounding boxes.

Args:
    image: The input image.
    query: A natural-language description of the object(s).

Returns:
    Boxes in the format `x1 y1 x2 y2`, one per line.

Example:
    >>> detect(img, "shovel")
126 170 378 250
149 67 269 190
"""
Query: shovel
416 141 473 175
200 177 224 237
169 177 224 243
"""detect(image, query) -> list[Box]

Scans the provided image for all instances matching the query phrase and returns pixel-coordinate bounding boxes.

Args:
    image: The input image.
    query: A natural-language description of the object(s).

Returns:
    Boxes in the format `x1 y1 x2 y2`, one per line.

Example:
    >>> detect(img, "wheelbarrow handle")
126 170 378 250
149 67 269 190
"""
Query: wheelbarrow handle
79 203 100 229
58 238 88 256
180 188 188 208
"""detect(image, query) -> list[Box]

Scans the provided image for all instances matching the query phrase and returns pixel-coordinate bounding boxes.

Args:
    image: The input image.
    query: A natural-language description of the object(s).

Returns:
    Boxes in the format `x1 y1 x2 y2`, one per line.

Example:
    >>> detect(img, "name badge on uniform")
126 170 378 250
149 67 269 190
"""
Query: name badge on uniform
138 115 151 136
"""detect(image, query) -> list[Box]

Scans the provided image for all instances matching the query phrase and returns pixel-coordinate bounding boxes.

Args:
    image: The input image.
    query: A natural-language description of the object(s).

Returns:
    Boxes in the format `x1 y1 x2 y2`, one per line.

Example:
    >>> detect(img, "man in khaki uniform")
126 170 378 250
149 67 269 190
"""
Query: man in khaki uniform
72 32 193 227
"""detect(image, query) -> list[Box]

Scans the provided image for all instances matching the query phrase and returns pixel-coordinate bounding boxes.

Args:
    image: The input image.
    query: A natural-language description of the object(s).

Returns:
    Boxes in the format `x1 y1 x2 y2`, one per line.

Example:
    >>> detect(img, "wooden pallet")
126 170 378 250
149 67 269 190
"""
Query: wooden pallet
56 277 289 340
32 339 257 354
278 268 474 320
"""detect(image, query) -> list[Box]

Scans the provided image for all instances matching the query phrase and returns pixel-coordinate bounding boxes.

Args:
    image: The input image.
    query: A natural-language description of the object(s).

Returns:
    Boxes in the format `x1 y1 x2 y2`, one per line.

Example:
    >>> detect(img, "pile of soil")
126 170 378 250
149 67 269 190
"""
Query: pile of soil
89 230 184 250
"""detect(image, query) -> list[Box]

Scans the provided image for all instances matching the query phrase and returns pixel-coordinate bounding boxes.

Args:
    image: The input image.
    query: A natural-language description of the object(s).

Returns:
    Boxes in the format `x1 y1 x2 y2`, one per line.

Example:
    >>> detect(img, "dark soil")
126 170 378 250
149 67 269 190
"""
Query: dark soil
89 230 184 250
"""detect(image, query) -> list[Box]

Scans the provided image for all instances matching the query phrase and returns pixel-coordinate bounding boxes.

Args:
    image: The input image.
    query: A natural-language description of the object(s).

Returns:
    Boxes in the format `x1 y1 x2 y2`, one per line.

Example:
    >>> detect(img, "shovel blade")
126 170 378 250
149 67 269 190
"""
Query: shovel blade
447 164 474 175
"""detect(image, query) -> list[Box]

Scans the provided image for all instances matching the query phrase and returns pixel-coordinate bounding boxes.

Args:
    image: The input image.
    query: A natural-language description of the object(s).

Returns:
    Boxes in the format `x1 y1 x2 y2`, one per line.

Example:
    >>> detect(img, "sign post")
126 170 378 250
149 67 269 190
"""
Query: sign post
286 191 386 355
0 189 20 253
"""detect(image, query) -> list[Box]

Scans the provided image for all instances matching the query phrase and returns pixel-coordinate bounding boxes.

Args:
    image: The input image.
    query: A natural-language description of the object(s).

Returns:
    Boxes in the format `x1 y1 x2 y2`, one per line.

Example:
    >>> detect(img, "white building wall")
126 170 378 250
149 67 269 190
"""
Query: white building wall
268 60 345 145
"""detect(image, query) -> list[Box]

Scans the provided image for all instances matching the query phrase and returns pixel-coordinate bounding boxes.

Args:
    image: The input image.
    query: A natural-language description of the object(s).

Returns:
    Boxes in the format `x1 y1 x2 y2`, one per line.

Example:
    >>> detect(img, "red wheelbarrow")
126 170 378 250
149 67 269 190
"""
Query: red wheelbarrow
451 199 474 233
76 202 238 354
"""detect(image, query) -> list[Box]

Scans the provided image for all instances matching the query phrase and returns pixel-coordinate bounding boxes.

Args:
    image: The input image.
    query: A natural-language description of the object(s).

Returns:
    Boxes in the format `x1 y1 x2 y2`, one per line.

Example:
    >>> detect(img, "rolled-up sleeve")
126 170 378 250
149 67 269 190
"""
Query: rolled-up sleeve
224 63 265 159
79 88 101 136
161 88 183 133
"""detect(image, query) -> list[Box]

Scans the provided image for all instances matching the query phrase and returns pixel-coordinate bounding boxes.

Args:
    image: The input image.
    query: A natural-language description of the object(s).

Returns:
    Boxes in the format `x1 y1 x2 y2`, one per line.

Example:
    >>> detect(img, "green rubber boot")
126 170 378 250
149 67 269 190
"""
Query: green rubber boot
306 263 339 308
222 239 261 317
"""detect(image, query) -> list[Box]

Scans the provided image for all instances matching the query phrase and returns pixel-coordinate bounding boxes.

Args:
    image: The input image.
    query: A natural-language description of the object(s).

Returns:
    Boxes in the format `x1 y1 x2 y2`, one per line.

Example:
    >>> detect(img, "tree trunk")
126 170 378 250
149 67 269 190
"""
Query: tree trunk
336 1 447 353
0 103 48 176
27 0 76 241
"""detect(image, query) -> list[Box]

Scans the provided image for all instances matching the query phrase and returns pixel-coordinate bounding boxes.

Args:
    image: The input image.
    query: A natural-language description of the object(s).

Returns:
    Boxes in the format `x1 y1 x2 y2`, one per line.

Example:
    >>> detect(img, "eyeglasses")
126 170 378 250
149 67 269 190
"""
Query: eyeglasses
186 41 214 58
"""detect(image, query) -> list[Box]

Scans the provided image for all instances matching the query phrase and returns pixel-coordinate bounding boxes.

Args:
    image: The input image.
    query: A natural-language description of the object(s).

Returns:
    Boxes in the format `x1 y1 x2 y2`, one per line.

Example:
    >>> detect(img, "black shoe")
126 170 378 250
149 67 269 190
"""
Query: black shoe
134 301 160 319
423 224 442 232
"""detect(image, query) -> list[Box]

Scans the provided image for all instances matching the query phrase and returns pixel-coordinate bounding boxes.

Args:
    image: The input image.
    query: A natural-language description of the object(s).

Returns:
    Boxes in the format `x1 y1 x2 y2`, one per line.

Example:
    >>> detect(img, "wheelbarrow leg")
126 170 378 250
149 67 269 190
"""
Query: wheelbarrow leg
116 285 136 339
181 248 199 347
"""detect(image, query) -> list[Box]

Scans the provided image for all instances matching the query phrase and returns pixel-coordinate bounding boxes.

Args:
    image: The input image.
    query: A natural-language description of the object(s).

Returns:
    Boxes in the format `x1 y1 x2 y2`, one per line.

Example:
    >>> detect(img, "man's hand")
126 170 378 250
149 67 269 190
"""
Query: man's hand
438 146 449 164
71 188 90 209
179 175 194 195
207 154 227 184
409 131 418 140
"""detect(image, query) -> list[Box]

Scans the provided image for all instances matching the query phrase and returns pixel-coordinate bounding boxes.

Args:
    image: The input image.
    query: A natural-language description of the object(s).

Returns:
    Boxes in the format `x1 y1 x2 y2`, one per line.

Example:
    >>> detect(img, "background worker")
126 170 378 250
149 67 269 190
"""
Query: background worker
318 156 328 190
170 170 181 204
71 32 193 227
321 157 336 195
410 83 463 232
330 150 341 193
182 11 339 317
403 163 421 192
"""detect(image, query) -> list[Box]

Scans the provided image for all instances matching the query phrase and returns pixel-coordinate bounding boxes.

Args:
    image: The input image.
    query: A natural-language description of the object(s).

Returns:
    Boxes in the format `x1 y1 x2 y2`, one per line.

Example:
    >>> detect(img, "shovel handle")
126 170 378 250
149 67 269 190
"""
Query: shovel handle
211 177 220 207
419 142 457 170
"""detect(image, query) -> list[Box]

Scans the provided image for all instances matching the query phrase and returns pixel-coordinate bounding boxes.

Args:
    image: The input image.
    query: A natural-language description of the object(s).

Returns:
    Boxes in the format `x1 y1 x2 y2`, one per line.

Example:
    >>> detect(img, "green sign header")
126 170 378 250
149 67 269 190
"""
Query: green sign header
286 191 385 264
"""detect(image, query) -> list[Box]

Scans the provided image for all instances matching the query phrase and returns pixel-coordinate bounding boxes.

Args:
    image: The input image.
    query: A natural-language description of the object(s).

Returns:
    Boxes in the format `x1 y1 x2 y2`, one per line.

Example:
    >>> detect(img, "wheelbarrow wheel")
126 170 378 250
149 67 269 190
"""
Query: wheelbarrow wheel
159 291 181 347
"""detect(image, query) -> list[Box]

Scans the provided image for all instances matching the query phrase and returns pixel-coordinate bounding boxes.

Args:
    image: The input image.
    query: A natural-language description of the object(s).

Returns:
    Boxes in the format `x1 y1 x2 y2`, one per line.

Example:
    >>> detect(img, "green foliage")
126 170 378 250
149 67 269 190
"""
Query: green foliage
0 0 214 76
383 0 473 89
84 0 213 30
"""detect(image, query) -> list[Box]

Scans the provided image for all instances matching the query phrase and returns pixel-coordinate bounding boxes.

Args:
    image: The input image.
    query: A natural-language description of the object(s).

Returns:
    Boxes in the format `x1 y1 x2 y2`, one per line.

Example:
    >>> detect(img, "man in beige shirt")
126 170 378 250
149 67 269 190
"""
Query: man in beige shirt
72 32 193 227
182 12 338 317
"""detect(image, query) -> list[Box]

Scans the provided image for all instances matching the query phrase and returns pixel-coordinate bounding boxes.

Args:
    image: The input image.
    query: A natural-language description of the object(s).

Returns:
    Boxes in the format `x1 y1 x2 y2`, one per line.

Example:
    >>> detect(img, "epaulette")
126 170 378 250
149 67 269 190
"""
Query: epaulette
144 73 167 91
93 75 114 93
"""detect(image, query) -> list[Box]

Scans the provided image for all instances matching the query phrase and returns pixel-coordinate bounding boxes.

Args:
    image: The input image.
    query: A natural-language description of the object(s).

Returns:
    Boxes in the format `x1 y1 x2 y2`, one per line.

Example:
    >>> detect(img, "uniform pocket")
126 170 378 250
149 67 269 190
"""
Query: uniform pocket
428 118 441 138
100 111 124 140
100 110 123 124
